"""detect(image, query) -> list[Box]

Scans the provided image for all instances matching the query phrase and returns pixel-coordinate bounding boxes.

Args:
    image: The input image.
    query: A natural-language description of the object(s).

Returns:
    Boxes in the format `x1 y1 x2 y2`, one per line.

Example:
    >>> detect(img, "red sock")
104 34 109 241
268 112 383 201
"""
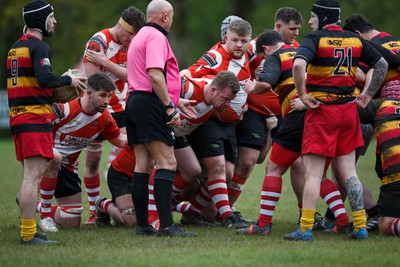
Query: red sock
40 176 58 219
320 179 349 227
99 198 112 214
172 171 189 199
175 201 191 214
386 218 400 236
148 171 159 225
208 179 231 220
258 176 282 227
187 182 211 214
227 173 247 206
84 174 100 213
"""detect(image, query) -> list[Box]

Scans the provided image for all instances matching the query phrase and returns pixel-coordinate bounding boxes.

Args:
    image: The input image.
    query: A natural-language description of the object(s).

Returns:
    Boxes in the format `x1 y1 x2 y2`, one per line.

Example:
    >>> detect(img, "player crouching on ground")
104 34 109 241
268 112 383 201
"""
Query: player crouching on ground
36 73 127 231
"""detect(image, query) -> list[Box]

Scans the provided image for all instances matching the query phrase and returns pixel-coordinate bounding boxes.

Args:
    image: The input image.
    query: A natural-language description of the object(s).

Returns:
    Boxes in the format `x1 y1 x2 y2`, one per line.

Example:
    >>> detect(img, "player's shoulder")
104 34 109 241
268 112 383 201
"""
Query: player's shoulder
87 29 110 48
200 50 222 68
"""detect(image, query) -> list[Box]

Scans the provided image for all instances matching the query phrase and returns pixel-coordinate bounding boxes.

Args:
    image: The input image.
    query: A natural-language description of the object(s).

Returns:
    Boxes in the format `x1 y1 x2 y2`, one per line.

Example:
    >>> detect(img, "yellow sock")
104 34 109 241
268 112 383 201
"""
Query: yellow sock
352 210 367 231
300 208 315 232
21 218 37 241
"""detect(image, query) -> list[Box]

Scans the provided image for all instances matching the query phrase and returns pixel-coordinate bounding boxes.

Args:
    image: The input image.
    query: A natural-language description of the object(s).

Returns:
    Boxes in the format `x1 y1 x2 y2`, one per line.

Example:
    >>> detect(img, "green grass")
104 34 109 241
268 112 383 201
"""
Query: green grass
0 137 398 267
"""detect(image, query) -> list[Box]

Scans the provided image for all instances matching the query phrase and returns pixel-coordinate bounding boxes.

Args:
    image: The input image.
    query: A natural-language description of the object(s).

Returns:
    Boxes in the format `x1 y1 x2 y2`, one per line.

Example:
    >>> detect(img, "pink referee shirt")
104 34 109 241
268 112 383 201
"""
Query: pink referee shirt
127 24 180 106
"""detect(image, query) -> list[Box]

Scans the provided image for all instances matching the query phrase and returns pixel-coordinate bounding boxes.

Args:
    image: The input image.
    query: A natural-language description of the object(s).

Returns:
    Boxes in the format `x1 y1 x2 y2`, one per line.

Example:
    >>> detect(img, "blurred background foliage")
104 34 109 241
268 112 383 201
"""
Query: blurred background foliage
1 0 400 88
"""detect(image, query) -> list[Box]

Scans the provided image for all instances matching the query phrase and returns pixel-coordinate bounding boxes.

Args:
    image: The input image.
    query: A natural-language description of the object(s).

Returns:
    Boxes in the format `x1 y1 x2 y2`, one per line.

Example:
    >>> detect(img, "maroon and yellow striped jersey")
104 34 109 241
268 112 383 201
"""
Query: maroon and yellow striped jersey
359 99 400 185
259 45 298 118
296 25 382 104
7 34 70 135
369 32 400 93
247 38 282 117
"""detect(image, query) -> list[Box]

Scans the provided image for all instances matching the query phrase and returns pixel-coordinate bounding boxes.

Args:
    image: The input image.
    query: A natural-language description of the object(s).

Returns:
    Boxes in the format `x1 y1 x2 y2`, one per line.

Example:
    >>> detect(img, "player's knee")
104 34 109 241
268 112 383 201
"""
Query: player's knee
210 162 226 177
59 203 83 228
121 208 137 227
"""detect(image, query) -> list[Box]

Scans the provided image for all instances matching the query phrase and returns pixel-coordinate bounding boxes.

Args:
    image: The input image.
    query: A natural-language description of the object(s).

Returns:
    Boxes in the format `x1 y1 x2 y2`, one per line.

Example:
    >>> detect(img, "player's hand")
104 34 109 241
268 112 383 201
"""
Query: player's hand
266 116 278 131
299 94 319 109
238 103 248 121
177 98 197 119
356 93 372 108
68 71 87 95
166 108 180 127
290 98 307 111
244 80 257 94
85 47 108 68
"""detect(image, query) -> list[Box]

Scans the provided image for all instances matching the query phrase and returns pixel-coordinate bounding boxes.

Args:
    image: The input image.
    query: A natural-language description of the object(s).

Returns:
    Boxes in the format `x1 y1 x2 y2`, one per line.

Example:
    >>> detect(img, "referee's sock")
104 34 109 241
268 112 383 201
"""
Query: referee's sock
131 172 150 227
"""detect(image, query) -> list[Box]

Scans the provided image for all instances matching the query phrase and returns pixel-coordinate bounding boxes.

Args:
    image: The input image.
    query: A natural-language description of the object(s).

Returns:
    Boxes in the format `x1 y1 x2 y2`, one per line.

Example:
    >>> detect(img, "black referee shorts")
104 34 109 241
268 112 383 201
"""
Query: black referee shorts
125 91 175 146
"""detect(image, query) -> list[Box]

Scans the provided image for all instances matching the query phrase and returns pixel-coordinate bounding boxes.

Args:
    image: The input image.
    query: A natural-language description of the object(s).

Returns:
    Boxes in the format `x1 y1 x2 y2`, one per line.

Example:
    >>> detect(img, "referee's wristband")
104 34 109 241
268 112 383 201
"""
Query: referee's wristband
167 109 178 122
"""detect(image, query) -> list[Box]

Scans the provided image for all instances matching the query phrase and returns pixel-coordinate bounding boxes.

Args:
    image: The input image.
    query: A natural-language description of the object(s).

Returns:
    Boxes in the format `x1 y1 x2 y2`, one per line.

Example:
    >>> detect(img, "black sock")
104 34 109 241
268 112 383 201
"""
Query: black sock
324 207 335 221
366 205 378 218
153 169 175 229
131 172 149 227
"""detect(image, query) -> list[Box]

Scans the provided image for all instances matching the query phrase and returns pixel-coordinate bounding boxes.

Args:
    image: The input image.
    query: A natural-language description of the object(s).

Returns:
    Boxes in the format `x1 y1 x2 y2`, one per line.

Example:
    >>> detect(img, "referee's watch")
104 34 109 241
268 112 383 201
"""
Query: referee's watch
164 101 174 110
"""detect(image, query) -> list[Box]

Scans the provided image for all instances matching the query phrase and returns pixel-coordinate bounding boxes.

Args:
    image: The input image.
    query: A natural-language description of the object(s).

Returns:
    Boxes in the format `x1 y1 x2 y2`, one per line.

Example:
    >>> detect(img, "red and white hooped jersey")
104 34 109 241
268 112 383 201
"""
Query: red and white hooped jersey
51 98 120 173
175 76 214 137
186 42 250 123
84 29 128 114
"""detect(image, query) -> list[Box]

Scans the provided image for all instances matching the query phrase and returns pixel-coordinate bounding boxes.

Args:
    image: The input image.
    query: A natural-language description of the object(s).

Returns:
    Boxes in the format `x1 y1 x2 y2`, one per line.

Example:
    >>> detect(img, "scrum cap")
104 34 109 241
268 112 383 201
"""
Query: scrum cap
311 0 341 30
220 15 242 41
22 0 54 36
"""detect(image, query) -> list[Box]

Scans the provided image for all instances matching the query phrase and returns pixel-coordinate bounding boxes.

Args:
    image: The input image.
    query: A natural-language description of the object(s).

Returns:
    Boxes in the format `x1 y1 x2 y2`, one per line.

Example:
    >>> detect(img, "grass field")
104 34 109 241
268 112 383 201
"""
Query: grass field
0 137 398 267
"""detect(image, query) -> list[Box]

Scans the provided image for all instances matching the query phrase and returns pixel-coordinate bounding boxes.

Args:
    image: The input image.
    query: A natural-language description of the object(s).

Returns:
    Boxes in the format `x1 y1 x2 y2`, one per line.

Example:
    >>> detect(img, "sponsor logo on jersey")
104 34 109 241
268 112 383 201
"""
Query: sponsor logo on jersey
328 39 342 46
10 106 27 115
201 52 218 67
40 58 51 67
61 135 92 147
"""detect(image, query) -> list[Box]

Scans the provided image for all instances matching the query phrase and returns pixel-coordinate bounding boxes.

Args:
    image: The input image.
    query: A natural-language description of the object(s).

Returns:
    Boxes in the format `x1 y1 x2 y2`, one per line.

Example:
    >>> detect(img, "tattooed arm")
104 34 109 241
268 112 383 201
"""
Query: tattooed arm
356 57 388 108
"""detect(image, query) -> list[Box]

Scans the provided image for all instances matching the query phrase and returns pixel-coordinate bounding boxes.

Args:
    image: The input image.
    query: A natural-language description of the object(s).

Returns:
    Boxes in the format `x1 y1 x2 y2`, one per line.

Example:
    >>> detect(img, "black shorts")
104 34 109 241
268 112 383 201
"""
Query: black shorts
107 165 132 201
112 111 126 129
125 92 175 146
355 123 374 160
236 108 267 151
270 114 283 139
273 111 305 154
187 118 237 163
54 166 82 199
378 181 400 218
174 136 190 149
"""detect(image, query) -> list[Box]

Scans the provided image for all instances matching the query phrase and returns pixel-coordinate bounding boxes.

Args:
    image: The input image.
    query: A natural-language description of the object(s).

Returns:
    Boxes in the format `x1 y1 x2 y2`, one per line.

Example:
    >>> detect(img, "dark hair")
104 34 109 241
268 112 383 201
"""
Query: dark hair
212 71 240 94
343 14 375 33
228 19 252 37
122 6 145 33
87 72 115 93
275 7 303 25
256 30 283 55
